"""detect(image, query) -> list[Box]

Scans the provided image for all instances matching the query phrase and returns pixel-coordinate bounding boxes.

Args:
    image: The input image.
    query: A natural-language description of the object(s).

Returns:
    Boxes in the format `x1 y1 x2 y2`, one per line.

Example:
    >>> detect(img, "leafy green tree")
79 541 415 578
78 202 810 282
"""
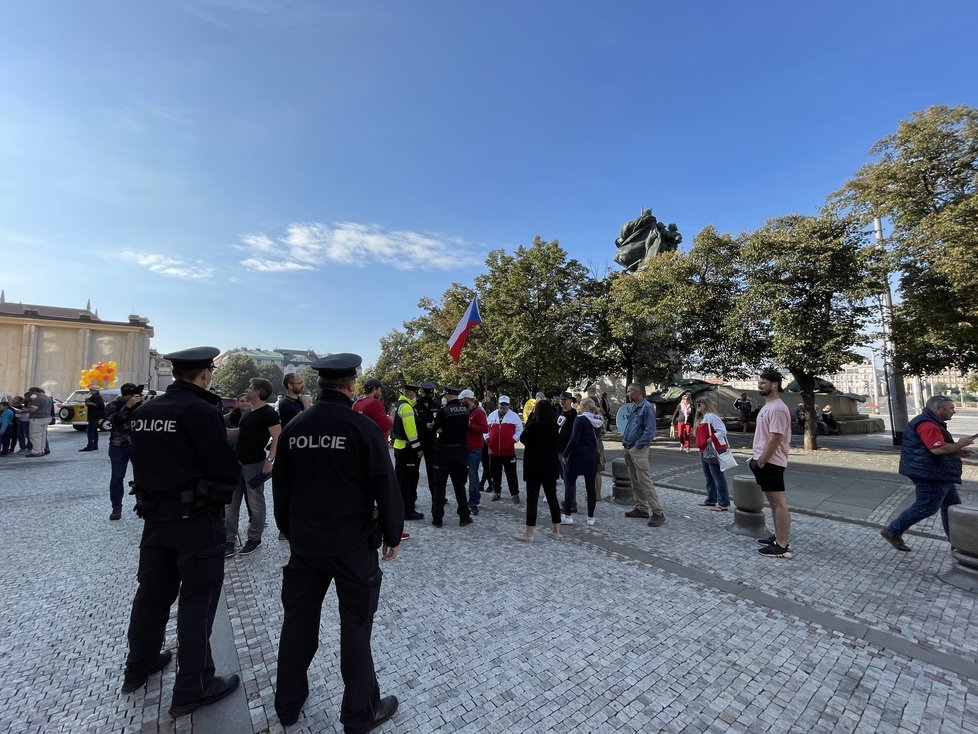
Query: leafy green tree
475 236 592 397
829 104 978 375
287 365 319 402
256 363 285 394
211 353 258 397
737 215 882 449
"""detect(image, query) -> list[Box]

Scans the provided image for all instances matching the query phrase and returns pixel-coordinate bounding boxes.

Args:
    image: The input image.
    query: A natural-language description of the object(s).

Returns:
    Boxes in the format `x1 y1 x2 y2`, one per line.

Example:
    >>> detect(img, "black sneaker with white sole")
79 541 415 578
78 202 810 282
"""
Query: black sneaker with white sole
757 541 792 559
756 534 777 545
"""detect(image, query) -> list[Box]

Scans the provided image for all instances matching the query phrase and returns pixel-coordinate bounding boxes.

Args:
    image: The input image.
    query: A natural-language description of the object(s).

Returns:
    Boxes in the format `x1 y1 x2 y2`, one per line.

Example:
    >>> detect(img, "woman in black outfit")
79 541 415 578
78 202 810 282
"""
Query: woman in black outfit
515 400 562 541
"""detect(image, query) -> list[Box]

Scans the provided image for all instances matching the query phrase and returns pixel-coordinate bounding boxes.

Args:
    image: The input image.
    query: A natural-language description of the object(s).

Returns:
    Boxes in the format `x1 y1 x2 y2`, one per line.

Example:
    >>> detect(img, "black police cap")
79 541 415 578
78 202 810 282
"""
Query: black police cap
120 382 141 396
164 346 220 370
441 385 461 395
420 381 437 391
311 353 362 378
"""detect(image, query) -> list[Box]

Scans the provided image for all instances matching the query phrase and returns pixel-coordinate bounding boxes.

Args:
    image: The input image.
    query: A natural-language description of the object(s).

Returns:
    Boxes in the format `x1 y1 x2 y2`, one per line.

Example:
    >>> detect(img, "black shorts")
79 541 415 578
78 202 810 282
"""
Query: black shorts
749 459 786 493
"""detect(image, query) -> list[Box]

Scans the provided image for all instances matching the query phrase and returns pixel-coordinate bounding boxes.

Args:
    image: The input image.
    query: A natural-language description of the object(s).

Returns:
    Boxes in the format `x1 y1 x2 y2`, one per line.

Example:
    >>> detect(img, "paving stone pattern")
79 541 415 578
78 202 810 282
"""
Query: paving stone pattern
1 427 976 733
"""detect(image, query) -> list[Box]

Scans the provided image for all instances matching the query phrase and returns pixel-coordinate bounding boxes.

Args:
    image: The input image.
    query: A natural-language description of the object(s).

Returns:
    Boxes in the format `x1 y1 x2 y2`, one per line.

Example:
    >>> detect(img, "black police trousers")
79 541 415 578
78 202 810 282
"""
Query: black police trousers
432 447 471 522
125 510 226 705
275 547 383 729
394 448 420 512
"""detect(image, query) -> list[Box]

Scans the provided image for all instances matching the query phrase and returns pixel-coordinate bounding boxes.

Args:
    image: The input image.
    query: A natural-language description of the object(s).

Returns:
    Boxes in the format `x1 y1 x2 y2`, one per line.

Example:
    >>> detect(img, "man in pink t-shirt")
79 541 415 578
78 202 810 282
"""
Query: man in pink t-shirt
749 369 793 559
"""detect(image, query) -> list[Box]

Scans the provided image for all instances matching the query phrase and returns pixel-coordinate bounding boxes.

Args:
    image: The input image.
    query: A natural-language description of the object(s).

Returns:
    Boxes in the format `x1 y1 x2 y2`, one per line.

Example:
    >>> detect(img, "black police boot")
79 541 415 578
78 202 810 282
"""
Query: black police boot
168 674 240 717
121 650 173 693
109 507 123 521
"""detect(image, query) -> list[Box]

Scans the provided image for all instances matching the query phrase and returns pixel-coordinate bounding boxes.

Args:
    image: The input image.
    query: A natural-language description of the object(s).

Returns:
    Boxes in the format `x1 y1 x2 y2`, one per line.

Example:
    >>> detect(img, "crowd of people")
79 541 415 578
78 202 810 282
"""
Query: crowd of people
6 351 972 731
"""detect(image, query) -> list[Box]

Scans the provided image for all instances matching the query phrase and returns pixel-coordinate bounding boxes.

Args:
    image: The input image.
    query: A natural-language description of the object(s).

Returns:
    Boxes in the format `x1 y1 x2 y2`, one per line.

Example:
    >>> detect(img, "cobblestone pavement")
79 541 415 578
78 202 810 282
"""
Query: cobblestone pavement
1 426 977 733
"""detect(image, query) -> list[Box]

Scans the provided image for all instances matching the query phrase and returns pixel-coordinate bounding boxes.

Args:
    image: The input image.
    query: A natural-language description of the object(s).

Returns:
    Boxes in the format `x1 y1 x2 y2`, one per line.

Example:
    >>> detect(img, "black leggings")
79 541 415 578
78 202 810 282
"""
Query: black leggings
525 478 560 527
563 469 596 517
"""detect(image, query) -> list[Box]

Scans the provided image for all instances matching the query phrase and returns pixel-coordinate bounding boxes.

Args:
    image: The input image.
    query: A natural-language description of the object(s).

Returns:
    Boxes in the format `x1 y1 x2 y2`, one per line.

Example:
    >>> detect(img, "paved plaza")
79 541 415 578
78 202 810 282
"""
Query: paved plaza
1 424 977 733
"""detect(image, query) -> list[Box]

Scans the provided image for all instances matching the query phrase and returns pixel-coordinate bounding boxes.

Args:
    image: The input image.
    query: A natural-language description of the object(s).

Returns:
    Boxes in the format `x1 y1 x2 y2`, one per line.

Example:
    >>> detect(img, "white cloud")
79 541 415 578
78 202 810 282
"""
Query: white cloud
237 221 482 273
120 251 216 280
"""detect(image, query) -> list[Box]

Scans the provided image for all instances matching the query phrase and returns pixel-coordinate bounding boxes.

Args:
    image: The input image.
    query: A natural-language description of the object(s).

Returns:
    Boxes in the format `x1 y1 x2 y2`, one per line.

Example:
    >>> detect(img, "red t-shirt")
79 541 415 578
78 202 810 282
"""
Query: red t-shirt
916 422 946 449
353 396 393 445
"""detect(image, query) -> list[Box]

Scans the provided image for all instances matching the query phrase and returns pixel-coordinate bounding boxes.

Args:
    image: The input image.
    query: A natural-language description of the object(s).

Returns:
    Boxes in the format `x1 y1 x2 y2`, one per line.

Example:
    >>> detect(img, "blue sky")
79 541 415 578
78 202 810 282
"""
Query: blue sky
2 1 975 366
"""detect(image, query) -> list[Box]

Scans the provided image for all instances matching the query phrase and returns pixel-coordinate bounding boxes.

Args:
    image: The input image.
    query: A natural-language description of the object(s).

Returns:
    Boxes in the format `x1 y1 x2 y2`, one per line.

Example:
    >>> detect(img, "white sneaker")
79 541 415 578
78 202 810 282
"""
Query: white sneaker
587 517 596 526
560 514 574 525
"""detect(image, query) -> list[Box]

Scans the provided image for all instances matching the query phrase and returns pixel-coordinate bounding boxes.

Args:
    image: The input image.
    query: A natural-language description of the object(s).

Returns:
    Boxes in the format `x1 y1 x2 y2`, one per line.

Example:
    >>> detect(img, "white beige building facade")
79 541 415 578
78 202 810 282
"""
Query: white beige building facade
0 299 154 400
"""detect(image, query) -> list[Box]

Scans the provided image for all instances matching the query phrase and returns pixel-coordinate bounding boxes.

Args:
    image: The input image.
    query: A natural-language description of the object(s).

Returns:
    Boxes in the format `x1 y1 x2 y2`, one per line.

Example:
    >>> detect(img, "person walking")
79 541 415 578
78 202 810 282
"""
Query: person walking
693 395 730 511
750 369 794 559
105 383 143 520
485 395 523 503
561 398 603 526
880 395 973 553
80 384 105 451
621 384 666 527
734 392 753 431
225 377 281 557
122 347 241 716
515 400 562 541
272 353 403 731
671 393 695 452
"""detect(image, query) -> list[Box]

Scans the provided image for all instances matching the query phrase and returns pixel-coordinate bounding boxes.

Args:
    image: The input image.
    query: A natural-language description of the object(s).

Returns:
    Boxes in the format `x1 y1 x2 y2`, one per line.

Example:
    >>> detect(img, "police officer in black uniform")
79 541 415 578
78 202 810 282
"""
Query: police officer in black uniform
415 380 440 492
430 386 475 528
272 353 403 733
122 347 241 717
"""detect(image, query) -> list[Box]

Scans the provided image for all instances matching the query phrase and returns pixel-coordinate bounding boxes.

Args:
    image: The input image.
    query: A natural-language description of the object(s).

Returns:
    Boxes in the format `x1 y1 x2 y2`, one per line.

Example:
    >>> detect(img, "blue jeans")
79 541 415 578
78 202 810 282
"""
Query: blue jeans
466 448 482 508
226 462 267 544
109 443 132 508
887 481 961 538
700 453 729 507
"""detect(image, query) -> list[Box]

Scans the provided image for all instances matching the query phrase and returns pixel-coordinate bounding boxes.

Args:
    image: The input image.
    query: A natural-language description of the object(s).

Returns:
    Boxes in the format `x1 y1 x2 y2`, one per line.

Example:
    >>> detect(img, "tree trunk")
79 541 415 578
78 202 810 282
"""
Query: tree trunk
790 367 819 451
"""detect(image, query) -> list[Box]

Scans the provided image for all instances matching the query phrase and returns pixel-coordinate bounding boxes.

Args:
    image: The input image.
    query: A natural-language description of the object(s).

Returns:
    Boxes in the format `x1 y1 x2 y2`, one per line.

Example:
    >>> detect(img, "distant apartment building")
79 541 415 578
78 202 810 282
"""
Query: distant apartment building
215 347 324 375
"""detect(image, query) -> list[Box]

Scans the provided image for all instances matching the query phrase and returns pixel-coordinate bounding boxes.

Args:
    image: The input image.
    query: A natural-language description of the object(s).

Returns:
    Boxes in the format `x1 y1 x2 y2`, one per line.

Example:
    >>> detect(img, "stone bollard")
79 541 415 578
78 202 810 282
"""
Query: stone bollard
938 505 978 593
728 474 770 539
611 458 634 504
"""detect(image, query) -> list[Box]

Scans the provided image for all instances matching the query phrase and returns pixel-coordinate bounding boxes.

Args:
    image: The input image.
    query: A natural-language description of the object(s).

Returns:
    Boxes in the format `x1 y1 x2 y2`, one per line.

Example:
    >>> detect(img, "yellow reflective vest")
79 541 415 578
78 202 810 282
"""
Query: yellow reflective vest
391 394 421 451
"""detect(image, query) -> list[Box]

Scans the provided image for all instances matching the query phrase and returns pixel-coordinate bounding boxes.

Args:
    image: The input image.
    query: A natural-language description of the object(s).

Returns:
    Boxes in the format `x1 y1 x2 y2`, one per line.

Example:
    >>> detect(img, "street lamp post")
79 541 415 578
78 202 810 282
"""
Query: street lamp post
867 347 881 415
875 217 909 445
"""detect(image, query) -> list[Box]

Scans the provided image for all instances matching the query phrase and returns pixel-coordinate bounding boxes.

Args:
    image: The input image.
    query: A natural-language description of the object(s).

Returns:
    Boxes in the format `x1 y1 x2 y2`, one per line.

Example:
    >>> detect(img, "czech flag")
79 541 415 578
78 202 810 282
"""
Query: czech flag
447 296 482 363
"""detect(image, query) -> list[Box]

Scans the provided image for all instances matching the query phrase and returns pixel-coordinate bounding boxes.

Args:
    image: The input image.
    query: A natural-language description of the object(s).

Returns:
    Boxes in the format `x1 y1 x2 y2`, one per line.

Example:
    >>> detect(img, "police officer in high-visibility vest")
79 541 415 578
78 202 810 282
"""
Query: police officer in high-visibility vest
431 386 475 527
272 353 403 732
122 346 241 717
391 382 424 520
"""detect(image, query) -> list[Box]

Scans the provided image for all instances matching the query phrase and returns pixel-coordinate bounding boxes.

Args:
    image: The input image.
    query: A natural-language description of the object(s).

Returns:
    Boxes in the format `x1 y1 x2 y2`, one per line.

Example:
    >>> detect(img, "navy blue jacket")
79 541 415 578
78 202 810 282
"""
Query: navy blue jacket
898 409 962 485
562 414 598 475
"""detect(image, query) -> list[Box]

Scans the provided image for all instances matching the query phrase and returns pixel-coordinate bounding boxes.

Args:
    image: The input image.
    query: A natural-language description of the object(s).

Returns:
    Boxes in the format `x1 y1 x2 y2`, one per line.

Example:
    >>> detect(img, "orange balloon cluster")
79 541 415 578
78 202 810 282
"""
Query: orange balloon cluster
79 360 119 389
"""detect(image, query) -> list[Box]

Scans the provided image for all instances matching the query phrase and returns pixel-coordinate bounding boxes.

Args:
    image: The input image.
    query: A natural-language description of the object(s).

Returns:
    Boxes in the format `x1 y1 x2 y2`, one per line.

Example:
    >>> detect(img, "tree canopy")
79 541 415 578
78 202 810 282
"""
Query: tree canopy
830 104 978 375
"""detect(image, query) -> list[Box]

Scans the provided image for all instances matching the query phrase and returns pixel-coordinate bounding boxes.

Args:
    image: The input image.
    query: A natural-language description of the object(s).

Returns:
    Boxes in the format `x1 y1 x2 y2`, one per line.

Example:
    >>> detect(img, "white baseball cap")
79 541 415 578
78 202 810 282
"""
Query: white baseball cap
498 395 510 404
458 389 475 400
